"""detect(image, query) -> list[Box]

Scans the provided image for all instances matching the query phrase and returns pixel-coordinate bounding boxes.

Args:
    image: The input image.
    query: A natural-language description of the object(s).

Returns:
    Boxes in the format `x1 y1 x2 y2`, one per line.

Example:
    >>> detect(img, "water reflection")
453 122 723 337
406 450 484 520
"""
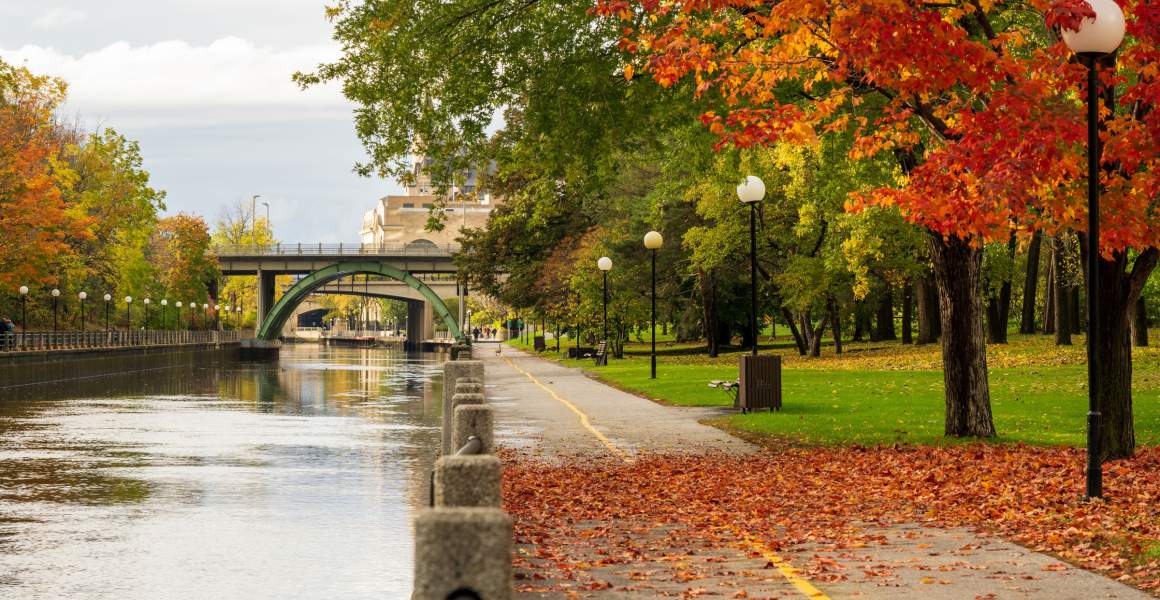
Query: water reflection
0 345 444 599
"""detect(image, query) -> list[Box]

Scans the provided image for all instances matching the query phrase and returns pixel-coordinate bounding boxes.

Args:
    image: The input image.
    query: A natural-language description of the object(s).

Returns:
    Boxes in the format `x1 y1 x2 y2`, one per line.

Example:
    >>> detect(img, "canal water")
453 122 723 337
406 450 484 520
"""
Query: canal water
0 345 445 599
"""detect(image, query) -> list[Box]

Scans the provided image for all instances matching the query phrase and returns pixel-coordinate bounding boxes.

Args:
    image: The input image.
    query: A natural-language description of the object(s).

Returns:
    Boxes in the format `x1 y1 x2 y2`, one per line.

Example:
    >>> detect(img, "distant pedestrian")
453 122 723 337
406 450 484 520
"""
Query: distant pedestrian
472 327 481 341
1 318 13 350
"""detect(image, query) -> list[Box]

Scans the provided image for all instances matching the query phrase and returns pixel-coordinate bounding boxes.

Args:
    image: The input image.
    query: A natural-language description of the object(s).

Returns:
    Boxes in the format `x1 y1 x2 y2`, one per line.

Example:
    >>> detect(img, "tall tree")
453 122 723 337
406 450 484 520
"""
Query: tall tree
599 0 1160 446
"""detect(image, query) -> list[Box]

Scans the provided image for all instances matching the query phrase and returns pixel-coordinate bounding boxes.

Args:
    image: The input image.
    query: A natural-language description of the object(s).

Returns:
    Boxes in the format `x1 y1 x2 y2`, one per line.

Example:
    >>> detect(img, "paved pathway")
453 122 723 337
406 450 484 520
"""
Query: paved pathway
480 344 1152 600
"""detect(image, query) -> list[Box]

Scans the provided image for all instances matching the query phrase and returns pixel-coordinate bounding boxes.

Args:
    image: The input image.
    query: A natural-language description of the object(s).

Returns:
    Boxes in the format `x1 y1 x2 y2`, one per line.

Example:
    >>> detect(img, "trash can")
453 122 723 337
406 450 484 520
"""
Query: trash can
533 336 546 352
739 355 781 412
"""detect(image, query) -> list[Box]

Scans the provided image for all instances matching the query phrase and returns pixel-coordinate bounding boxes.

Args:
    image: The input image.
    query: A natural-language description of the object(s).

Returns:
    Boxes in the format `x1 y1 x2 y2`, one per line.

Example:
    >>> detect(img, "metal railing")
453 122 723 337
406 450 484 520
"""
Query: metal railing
0 330 249 353
210 242 460 258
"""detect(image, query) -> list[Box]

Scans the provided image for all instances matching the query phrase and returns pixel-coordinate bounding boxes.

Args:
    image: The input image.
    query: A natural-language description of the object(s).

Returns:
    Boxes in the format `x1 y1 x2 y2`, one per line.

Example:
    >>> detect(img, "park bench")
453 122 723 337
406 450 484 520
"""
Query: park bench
584 341 608 366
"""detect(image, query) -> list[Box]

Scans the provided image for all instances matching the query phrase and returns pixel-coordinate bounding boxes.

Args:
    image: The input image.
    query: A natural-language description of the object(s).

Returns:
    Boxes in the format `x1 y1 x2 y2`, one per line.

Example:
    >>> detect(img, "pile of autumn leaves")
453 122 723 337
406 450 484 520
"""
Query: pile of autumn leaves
503 445 1160 594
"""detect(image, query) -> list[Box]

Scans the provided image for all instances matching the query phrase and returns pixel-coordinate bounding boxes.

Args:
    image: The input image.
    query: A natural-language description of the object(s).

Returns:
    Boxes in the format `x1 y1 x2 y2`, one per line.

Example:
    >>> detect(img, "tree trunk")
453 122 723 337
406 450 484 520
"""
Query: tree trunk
1052 236 1072 345
782 308 807 355
805 311 829 358
701 270 719 358
901 279 914 345
875 286 896 341
986 299 1005 344
852 301 866 342
830 299 843 354
929 235 996 438
1092 249 1158 460
1020 231 1042 334
1133 296 1149 347
1071 286 1083 333
916 273 941 344
1044 256 1056 335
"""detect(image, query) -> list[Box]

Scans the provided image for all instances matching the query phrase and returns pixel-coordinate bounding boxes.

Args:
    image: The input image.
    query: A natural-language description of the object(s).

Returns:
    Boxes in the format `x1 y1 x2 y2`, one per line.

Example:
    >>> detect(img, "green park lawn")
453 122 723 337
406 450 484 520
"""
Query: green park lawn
505 332 1160 448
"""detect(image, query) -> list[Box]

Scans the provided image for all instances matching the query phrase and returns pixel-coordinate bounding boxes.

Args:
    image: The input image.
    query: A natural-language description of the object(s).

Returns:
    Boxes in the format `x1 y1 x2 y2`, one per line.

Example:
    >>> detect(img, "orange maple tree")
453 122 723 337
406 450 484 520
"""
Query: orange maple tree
595 0 1159 452
0 63 91 293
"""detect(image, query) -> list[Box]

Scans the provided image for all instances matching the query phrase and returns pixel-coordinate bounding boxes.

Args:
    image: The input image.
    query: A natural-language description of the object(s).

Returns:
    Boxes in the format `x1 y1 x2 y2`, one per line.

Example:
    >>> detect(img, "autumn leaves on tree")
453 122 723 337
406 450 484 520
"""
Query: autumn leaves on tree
0 58 220 324
597 0 1160 453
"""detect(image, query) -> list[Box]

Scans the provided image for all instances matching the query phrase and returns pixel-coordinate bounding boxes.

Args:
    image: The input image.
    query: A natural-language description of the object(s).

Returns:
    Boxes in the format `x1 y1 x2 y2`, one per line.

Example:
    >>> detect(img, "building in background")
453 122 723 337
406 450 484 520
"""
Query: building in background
359 155 500 247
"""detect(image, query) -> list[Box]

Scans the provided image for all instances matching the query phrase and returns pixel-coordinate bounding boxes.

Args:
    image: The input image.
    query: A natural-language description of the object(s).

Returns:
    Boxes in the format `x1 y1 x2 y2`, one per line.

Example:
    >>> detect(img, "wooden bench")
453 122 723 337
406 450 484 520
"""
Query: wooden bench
708 379 740 405
588 341 608 366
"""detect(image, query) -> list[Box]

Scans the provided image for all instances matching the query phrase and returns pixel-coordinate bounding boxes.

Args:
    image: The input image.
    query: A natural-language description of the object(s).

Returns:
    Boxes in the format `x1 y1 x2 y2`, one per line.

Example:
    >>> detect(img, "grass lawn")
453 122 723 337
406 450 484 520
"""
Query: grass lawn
505 332 1160 448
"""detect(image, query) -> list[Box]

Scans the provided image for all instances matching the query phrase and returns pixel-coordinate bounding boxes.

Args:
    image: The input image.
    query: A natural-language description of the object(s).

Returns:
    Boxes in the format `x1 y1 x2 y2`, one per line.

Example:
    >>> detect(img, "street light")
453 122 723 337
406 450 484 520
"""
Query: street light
251 194 262 246
51 288 60 332
644 231 663 379
214 304 220 330
737 175 766 356
18 285 28 331
1062 0 1125 501
104 294 112 331
144 298 151 330
223 305 231 330
175 301 183 329
124 296 133 331
161 299 168 329
597 256 613 365
78 291 87 331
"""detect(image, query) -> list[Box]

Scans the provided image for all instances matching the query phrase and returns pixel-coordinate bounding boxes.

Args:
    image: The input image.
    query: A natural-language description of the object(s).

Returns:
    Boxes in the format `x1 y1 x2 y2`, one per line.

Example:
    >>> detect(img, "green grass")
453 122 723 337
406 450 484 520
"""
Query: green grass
506 332 1160 448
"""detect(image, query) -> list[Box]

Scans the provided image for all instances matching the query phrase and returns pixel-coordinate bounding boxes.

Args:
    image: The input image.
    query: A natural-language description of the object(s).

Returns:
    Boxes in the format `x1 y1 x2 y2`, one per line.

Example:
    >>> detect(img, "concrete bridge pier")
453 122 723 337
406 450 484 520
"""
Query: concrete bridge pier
257 270 276 327
405 300 435 350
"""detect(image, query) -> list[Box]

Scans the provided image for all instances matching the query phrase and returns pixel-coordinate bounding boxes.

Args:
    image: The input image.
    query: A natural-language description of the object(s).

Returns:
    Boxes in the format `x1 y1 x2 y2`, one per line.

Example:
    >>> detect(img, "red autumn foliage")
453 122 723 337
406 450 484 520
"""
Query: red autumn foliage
503 446 1160 594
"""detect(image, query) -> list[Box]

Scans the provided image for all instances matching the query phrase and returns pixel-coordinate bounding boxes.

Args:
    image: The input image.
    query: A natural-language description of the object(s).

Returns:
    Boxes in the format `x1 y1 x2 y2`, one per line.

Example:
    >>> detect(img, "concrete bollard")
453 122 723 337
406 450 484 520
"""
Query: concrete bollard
413 507 512 600
455 379 484 396
443 361 484 455
435 454 502 507
454 404 495 455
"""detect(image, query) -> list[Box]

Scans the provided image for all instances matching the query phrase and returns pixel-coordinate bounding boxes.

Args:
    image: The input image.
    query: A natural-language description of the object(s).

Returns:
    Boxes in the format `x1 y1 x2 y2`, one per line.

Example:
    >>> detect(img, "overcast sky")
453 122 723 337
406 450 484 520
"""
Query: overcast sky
0 0 402 243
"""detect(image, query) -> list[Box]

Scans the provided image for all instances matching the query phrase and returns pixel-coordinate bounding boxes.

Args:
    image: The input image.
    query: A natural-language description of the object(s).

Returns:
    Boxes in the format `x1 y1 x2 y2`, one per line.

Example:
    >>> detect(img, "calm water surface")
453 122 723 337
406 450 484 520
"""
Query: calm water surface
0 345 445 599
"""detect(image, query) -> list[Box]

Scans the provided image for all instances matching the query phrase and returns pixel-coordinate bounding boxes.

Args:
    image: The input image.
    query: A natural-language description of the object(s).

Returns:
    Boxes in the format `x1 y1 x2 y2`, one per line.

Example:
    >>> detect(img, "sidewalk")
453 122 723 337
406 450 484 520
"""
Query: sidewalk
483 345 1153 600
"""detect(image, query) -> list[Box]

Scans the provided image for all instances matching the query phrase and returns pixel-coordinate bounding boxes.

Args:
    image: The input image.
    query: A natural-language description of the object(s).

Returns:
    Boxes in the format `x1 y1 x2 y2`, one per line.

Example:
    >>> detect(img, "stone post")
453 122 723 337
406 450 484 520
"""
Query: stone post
413 507 512 600
453 404 495 455
442 361 483 454
435 455 502 507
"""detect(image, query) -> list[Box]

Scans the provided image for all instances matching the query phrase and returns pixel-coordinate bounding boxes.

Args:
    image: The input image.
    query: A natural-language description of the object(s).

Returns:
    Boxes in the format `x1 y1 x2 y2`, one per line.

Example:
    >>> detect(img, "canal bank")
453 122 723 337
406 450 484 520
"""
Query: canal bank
0 343 241 390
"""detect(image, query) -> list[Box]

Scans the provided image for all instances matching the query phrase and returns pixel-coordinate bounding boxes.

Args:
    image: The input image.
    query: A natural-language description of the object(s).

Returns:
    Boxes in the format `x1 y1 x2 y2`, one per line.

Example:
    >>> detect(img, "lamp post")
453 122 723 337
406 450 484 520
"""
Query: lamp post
175 301 183 329
214 304 220 330
124 296 133 331
161 299 168 329
104 294 112 331
235 305 242 330
644 231 663 379
251 194 262 246
1062 0 1125 501
78 292 87 331
597 256 613 364
144 298 151 330
51 288 60 332
737 175 766 355
1063 0 1124 501
19 286 28 331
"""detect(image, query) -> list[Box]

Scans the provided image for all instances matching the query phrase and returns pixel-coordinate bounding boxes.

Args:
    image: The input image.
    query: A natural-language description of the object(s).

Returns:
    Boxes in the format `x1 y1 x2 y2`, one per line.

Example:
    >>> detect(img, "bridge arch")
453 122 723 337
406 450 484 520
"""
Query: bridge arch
257 261 462 341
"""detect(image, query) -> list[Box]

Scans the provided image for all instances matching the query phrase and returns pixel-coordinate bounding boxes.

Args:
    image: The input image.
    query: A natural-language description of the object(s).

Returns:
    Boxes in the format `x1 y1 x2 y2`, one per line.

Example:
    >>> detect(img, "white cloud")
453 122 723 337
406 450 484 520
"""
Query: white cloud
0 37 348 127
32 7 86 29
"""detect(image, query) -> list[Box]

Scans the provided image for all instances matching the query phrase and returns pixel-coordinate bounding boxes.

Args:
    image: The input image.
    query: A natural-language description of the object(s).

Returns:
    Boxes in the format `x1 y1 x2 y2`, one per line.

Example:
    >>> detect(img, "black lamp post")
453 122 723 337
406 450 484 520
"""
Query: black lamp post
1061 0 1125 500
161 299 169 329
176 301 183 329
19 286 28 331
644 231 663 379
597 256 612 361
78 291 87 330
737 175 766 355
144 298 151 330
50 288 60 332
124 296 133 331
104 294 112 331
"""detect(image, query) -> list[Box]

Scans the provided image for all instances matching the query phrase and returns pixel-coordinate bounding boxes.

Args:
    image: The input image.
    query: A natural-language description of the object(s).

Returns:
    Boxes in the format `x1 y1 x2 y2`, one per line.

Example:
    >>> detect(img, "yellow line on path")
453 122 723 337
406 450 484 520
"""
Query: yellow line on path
729 526 831 599
503 353 826 600
501 356 628 461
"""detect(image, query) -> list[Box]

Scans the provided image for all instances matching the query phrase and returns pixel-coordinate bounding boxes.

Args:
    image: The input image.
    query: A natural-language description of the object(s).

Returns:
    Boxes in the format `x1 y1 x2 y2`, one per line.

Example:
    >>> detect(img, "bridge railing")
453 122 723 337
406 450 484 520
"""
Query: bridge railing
0 330 249 353
210 242 460 257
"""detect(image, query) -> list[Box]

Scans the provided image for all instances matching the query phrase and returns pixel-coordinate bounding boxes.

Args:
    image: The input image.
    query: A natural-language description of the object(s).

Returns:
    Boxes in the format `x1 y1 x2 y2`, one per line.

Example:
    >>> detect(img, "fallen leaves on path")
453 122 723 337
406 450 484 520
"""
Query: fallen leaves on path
502 445 1160 595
